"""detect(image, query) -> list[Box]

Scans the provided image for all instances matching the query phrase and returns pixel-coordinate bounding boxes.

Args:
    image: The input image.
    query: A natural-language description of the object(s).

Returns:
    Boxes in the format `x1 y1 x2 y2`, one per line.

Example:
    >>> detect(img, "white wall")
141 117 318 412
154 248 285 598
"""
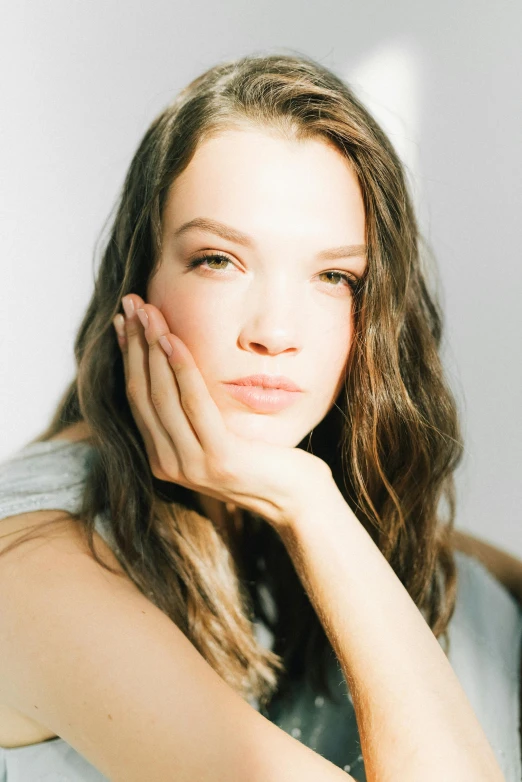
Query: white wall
1 0 520 556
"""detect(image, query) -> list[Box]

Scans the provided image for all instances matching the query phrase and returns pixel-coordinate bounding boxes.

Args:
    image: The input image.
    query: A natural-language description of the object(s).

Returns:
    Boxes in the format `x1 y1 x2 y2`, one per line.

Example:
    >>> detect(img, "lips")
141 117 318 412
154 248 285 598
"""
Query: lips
223 383 302 412
224 374 302 392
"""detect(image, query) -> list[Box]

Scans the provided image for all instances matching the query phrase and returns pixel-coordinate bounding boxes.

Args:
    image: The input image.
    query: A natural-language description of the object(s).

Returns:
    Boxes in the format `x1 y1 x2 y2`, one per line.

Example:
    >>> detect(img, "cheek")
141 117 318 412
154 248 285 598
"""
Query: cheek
155 288 230 361
313 314 353 403
149 272 354 401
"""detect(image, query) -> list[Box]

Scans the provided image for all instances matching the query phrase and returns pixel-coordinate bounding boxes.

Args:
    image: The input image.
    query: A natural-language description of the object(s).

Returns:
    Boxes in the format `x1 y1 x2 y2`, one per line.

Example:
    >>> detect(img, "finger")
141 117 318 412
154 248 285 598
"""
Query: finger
113 313 127 353
113 311 133 423
120 295 172 460
136 304 205 472
139 304 229 464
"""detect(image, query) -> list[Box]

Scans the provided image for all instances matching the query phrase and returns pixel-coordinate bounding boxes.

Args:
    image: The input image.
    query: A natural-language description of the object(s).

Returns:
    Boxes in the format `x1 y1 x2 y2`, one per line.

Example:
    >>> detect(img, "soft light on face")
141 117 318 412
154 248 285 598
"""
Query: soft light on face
147 126 367 447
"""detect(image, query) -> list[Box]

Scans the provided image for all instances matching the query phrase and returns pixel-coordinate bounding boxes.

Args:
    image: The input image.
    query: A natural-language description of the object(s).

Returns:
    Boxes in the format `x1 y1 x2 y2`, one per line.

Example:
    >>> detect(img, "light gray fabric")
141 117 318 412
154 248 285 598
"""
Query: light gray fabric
0 439 520 781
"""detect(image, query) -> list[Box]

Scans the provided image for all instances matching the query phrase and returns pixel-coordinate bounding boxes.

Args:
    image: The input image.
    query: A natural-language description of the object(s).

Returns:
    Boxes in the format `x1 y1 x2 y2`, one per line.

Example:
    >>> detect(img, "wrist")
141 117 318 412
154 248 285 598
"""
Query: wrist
279 474 354 546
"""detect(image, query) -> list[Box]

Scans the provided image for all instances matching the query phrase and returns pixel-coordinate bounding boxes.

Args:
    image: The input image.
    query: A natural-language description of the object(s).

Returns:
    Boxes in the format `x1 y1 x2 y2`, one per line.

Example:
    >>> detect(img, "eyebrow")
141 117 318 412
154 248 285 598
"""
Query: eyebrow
174 217 366 262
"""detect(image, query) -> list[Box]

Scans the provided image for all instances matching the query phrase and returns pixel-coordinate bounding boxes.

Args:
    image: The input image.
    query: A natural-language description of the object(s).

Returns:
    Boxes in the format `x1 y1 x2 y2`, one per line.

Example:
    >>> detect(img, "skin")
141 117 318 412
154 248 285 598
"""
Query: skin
16 127 516 771
145 126 367 534
111 126 522 600
51 422 522 764
54 425 522 611
55 126 522 611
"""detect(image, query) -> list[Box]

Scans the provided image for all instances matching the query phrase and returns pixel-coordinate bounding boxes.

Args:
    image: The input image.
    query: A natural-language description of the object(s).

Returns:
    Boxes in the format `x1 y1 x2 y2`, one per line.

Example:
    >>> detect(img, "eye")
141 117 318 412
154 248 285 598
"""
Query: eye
185 253 233 272
317 270 359 293
185 253 361 294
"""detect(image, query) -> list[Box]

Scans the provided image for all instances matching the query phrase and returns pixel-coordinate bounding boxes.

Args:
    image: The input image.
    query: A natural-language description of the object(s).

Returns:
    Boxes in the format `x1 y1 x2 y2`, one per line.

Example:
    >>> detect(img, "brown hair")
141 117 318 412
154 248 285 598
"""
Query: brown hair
5 51 463 713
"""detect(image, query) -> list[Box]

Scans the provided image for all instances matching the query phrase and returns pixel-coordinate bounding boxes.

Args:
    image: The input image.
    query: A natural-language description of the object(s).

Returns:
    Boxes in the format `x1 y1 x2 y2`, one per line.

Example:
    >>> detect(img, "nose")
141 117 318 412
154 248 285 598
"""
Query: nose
237 280 303 357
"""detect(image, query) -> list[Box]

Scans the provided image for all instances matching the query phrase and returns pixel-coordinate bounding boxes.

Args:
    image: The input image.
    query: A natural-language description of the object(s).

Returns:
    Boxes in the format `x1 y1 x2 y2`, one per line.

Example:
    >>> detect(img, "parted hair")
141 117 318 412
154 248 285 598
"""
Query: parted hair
9 50 463 713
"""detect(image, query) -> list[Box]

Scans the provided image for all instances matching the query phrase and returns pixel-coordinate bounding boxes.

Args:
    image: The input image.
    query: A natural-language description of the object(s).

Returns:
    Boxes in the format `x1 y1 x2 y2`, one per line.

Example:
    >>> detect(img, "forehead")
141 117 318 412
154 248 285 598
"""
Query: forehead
163 127 365 243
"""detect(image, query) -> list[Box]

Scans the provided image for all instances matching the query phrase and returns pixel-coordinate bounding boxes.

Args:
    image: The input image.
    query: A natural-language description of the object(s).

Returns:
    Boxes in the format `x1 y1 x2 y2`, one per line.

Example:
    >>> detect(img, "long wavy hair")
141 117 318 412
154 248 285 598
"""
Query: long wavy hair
8 51 463 713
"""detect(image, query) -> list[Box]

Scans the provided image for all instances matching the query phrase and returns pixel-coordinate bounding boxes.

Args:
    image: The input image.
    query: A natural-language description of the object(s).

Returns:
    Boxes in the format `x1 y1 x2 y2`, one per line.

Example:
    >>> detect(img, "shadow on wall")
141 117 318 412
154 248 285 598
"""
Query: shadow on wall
344 41 424 218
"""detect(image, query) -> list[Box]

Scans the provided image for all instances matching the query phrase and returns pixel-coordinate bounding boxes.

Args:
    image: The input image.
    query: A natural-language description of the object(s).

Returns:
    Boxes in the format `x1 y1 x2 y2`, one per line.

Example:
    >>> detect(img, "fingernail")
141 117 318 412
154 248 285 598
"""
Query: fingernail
159 335 173 356
136 308 149 329
122 296 135 318
113 314 125 339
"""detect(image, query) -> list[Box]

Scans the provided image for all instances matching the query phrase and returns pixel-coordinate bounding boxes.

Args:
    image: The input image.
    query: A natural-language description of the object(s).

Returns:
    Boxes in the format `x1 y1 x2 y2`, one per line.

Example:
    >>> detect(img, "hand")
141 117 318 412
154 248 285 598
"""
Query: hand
112 294 333 532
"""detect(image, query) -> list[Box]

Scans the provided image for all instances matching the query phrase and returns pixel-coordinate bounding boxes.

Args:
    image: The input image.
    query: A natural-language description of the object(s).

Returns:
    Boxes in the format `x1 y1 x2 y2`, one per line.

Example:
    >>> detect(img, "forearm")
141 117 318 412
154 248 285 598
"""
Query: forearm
281 484 505 782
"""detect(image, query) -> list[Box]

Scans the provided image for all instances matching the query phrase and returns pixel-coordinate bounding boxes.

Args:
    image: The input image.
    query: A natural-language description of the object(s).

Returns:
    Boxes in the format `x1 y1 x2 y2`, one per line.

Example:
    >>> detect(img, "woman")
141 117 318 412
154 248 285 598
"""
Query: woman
0 52 520 781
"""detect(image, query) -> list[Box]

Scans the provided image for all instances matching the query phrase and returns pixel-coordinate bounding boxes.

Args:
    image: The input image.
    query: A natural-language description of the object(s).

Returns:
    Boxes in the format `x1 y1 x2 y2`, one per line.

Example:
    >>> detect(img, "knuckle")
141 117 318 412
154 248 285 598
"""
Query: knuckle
180 394 197 417
150 462 165 480
179 465 197 486
209 453 234 482
183 453 213 486
150 387 167 410
124 318 142 338
178 455 202 485
126 378 142 405
155 455 175 482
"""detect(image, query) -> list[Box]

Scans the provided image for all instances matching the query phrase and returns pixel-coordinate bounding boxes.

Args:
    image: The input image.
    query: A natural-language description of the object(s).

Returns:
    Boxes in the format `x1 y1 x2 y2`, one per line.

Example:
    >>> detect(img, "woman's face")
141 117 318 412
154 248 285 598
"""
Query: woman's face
147 126 366 448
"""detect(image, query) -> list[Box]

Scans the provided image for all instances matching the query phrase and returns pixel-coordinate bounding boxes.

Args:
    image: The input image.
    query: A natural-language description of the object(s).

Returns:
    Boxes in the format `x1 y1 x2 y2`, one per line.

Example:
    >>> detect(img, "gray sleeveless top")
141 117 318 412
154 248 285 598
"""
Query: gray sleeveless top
0 439 520 782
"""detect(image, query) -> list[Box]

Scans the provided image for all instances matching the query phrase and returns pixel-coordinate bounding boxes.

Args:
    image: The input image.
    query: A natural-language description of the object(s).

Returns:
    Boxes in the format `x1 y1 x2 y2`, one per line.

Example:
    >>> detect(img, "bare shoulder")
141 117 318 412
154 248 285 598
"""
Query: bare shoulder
0 510 353 781
0 508 124 578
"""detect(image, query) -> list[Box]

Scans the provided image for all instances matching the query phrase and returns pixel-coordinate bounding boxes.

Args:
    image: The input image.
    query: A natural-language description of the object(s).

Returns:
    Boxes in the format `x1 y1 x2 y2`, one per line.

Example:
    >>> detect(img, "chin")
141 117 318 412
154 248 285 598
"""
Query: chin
223 409 309 448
